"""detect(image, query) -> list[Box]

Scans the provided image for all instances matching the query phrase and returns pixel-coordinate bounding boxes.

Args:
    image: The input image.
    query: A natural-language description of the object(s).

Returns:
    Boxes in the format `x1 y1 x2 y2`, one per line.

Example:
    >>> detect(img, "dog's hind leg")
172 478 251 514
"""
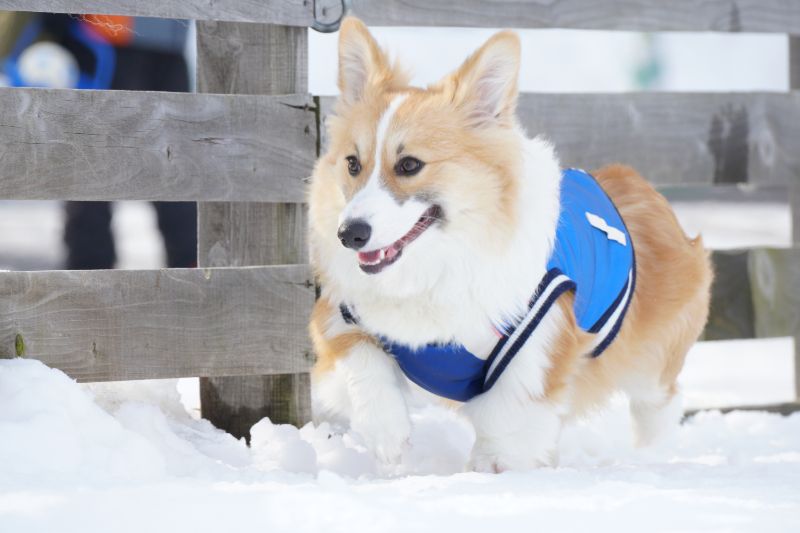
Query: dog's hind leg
623 297 708 447
628 382 684 448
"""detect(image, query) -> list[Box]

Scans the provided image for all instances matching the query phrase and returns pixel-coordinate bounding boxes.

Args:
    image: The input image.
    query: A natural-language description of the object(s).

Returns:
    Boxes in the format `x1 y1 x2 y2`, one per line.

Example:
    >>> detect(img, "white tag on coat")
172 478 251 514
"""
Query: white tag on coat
585 212 627 246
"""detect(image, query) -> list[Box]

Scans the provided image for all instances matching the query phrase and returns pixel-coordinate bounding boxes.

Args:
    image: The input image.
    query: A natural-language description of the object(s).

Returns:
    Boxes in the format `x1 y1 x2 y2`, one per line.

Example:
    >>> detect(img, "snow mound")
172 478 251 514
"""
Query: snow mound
1 359 799 533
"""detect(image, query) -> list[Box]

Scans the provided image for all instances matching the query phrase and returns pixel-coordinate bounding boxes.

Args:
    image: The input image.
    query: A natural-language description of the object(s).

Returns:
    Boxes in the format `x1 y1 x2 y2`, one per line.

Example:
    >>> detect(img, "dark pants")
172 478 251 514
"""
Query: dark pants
65 201 197 269
64 46 196 269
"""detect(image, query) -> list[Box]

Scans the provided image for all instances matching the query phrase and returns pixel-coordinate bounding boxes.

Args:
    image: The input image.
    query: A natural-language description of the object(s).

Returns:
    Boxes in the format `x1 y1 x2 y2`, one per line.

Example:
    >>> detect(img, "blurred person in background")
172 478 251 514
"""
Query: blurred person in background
0 12 197 269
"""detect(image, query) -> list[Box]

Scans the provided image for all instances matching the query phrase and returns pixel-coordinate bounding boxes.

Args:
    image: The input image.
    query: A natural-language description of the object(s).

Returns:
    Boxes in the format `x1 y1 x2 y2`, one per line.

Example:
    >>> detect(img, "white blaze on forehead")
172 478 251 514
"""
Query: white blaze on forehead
339 95 406 225
367 93 408 186
341 93 408 225
339 93 431 252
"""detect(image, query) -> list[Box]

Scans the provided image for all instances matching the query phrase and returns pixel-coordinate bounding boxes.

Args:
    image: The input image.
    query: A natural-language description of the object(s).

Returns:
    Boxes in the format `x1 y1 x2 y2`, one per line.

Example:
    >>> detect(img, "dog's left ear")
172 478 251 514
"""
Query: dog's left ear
441 31 521 127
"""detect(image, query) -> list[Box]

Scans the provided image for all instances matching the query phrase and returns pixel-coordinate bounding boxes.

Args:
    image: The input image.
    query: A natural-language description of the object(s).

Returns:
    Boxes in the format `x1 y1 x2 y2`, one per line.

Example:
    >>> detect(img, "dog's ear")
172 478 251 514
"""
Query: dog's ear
338 17 407 105
442 31 520 127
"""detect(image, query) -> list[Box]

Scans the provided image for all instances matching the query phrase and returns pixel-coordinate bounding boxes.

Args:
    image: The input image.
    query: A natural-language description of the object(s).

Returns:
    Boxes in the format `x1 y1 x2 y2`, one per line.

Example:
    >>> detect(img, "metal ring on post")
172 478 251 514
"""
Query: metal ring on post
312 0 349 33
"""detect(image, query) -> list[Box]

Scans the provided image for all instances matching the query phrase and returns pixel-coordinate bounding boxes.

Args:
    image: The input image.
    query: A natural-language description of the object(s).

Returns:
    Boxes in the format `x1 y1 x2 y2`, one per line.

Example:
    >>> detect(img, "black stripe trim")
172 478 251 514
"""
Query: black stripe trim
527 268 565 308
483 276 576 392
587 274 630 334
339 303 359 325
590 268 637 358
484 267 567 373
481 334 511 384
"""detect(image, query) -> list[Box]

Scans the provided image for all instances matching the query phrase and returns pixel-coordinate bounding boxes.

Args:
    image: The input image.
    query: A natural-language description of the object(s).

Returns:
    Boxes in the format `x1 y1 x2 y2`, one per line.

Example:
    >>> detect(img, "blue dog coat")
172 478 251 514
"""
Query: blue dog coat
340 169 636 402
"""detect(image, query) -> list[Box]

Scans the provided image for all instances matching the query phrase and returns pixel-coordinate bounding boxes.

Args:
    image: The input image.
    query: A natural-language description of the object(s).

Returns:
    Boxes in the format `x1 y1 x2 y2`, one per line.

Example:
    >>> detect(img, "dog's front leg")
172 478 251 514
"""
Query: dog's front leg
463 392 562 472
338 341 411 463
462 306 571 472
310 299 411 464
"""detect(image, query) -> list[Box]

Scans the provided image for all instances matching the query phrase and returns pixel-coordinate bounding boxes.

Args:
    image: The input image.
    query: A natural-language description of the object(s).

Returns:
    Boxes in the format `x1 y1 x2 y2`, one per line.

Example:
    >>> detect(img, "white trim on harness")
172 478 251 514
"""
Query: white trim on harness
484 272 571 386
588 269 634 355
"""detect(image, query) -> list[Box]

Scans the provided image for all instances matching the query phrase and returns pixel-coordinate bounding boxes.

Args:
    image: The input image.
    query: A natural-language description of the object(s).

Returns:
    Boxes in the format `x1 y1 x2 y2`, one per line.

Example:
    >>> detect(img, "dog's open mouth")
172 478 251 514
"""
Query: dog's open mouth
357 205 443 274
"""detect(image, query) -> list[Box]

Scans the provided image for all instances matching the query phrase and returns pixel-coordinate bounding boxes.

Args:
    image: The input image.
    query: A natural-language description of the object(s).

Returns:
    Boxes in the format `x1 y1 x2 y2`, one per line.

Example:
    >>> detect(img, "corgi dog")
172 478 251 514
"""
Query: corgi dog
308 17 712 471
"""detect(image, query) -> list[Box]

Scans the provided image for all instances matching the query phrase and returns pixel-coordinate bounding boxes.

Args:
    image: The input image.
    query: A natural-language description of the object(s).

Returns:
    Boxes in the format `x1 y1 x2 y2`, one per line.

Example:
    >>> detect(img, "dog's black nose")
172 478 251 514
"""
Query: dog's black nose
338 219 372 250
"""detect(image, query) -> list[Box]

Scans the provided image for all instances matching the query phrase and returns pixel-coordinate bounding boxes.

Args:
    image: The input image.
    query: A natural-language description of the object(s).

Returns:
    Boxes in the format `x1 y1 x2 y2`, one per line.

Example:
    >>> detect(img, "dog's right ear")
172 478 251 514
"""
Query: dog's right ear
338 17 406 104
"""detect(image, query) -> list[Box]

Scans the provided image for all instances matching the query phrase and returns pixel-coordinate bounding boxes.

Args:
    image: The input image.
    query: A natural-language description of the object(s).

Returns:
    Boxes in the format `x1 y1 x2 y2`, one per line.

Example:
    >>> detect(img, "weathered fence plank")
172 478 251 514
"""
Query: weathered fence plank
516 92 800 187
685 402 800 418
705 247 800 342
347 0 800 33
0 88 316 202
0 266 315 382
3 0 798 32
3 90 797 202
0 0 325 26
197 21 312 440
321 91 800 188
1 248 793 384
790 38 799 247
789 35 799 400
659 184 789 204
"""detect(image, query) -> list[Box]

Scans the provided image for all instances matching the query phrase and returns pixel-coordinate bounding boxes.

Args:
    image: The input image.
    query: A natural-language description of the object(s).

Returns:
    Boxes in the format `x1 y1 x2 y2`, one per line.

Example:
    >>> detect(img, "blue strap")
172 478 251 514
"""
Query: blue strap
337 269 574 401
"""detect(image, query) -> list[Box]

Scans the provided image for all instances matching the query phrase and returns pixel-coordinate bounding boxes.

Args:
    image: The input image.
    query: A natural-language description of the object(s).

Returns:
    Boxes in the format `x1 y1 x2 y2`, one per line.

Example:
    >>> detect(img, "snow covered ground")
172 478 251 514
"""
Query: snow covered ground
1 26 798 533
1 356 798 533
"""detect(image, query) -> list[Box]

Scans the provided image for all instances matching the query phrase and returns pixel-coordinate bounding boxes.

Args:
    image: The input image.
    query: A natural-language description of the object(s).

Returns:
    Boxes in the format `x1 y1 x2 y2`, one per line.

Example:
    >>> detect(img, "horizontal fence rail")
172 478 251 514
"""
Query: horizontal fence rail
0 266 315 382
1 248 795 383
658 184 789 204
321 92 800 188
0 88 316 202
0 0 342 26
513 92 800 187
348 0 800 33
3 89 797 201
3 0 798 32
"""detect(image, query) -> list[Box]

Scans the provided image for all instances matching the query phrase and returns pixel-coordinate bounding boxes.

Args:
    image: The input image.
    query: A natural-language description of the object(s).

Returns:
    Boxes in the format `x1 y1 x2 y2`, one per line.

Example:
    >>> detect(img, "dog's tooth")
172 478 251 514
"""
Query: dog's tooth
379 249 386 261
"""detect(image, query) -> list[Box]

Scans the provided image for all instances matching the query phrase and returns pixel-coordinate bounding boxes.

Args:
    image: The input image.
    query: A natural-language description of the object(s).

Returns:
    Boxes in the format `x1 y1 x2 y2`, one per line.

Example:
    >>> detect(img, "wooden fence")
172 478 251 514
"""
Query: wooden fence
1 0 799 439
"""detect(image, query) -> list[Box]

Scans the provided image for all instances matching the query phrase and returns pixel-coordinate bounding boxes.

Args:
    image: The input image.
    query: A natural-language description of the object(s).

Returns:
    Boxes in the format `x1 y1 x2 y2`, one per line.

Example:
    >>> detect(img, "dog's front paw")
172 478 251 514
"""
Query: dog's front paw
468 438 516 473
468 451 504 473
352 411 411 464
469 435 557 473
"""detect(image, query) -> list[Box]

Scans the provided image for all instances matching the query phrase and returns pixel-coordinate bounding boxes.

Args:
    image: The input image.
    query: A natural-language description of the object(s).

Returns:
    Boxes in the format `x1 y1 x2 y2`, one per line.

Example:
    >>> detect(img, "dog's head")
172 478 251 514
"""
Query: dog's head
310 18 524 296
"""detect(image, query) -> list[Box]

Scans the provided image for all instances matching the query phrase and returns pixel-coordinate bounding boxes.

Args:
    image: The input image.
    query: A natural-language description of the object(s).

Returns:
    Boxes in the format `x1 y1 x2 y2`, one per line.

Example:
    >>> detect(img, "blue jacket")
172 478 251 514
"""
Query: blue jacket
341 169 636 402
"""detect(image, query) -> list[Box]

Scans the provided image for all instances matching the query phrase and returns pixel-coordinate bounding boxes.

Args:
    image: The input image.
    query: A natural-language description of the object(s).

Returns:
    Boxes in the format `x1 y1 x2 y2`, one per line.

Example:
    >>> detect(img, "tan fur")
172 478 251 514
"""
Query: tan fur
309 297 379 376
550 164 713 415
541 296 589 402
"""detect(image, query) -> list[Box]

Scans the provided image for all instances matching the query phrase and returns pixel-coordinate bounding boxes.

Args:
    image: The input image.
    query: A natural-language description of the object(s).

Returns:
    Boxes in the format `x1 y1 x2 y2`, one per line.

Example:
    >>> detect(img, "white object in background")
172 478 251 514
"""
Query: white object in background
17 41 80 88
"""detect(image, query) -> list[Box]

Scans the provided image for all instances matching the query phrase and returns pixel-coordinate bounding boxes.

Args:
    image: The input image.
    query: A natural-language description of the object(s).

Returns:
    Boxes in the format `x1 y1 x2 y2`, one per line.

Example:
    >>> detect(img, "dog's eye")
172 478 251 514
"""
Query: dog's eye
345 155 361 177
395 156 425 177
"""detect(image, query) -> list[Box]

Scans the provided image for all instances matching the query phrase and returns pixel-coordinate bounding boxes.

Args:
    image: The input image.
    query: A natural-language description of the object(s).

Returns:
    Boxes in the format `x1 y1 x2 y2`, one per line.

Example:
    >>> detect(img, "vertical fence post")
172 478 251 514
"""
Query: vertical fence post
790 35 800 400
195 22 312 440
791 36 800 246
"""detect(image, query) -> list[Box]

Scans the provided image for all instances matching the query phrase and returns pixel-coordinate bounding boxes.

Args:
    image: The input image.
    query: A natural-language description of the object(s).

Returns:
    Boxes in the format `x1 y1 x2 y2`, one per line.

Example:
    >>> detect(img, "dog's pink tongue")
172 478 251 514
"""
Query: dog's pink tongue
357 245 400 265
